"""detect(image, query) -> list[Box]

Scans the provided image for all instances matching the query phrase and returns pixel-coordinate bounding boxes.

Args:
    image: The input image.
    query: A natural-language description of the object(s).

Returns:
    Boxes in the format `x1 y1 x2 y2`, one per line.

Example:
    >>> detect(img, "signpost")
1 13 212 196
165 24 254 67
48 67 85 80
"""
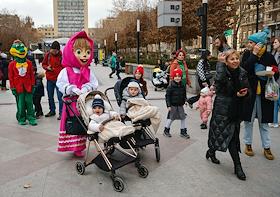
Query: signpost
158 1 182 50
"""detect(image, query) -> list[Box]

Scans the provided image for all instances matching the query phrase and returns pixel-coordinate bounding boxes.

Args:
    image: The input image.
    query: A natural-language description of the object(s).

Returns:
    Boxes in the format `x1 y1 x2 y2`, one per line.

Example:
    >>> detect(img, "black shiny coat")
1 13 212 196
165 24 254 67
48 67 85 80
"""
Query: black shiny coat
165 80 186 107
208 64 250 152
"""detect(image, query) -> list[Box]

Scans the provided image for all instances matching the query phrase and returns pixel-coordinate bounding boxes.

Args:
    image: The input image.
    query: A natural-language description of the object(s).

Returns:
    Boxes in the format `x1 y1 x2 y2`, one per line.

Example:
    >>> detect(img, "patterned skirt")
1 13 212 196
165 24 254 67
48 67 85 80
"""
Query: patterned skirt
57 102 86 152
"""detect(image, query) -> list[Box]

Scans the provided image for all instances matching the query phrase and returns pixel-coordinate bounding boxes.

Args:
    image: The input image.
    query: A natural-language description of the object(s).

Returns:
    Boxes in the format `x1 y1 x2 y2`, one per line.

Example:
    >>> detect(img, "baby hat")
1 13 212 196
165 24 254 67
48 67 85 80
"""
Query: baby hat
248 27 270 44
200 86 210 95
171 68 183 78
134 65 144 75
92 94 104 109
127 81 140 89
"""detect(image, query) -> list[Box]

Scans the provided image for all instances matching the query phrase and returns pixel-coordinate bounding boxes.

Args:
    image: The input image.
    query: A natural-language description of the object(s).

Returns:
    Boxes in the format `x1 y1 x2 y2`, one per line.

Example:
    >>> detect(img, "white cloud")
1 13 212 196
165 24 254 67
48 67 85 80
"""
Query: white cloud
0 0 113 27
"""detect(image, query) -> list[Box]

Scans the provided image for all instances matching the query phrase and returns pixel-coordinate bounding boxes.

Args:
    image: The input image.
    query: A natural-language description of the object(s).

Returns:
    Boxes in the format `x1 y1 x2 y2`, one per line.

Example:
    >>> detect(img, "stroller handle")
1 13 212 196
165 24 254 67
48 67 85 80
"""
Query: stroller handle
62 94 78 104
104 87 114 97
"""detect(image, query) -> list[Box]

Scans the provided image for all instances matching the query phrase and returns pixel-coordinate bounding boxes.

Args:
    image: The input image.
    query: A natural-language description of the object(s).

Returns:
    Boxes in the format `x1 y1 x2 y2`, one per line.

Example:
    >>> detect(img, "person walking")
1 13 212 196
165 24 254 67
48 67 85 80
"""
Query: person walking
109 51 117 78
187 50 212 108
213 34 231 53
206 49 250 181
269 37 280 128
42 41 63 120
169 49 191 88
56 31 98 157
163 68 190 139
0 53 9 90
241 28 279 160
33 66 45 119
134 65 148 96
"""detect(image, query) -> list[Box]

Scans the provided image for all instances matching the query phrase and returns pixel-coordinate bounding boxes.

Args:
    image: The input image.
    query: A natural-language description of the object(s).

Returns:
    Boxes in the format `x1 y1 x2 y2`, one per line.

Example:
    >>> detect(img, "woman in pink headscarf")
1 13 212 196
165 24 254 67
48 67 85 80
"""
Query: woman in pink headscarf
56 31 98 157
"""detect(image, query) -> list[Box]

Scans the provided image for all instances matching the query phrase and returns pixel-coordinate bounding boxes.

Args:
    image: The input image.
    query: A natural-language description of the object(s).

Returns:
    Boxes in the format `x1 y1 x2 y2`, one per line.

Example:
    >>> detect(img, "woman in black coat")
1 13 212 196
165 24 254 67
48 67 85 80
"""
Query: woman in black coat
206 50 250 181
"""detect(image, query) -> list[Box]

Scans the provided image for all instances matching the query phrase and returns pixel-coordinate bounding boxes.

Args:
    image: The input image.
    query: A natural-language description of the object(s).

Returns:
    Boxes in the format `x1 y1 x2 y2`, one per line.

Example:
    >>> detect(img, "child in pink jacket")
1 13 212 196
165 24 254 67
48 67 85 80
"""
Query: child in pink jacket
196 87 214 129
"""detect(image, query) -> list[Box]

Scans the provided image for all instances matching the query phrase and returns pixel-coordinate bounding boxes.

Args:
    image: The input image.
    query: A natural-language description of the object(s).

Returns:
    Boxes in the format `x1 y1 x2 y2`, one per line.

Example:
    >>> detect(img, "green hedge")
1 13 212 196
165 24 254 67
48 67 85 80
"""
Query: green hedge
122 52 218 70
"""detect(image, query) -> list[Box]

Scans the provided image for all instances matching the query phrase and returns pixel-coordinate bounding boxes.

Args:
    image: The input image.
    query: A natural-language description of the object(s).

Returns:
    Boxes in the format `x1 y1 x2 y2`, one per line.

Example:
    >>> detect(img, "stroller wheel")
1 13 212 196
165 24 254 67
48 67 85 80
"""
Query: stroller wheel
137 165 149 178
155 138 160 162
112 176 125 192
76 161 85 175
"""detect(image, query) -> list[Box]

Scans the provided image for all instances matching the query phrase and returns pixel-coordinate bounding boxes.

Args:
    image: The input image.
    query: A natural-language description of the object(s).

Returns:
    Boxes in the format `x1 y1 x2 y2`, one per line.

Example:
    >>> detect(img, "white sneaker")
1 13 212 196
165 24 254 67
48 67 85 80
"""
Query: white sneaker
273 123 279 128
268 123 274 128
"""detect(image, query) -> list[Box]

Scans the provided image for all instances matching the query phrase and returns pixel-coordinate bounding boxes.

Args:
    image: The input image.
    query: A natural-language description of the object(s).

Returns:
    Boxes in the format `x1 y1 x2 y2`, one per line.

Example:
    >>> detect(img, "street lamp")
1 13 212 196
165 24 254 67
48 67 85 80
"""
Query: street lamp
137 19 140 64
114 32 118 53
104 39 107 59
256 0 260 33
196 0 208 55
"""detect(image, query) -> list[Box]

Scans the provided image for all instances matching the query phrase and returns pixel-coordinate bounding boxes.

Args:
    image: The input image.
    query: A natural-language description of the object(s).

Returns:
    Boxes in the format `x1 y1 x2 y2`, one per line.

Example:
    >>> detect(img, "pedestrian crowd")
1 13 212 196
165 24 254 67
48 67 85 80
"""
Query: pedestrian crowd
1 27 279 182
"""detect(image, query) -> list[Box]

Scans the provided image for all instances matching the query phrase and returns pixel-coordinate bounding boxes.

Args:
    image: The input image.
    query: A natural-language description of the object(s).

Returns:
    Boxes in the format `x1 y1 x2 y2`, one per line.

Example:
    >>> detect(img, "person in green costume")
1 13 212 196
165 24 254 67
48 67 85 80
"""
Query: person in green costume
8 40 37 126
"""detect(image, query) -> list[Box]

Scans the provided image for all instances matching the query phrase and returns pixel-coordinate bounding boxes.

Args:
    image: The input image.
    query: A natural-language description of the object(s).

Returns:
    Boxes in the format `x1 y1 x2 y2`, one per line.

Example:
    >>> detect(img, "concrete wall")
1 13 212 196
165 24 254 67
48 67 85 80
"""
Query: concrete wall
126 63 215 94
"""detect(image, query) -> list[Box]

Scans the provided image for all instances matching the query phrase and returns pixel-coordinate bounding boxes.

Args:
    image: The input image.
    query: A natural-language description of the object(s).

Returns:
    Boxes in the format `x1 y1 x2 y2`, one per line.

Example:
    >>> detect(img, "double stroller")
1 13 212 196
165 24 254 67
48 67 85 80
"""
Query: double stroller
63 91 149 192
152 67 169 91
105 77 160 162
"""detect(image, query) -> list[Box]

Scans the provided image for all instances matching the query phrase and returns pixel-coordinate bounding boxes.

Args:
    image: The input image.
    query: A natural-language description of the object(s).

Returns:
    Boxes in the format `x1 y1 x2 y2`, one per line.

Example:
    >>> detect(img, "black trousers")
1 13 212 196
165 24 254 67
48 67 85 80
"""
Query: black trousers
187 79 210 105
109 67 116 77
228 126 241 165
33 95 43 115
116 69 121 79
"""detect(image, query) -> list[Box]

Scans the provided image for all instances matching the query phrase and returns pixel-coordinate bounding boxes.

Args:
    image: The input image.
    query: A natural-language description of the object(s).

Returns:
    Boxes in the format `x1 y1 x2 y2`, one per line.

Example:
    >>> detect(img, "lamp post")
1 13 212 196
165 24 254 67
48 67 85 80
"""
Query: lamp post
176 19 181 50
114 32 118 53
137 19 140 64
104 39 107 59
202 0 208 54
256 0 260 33
196 0 208 55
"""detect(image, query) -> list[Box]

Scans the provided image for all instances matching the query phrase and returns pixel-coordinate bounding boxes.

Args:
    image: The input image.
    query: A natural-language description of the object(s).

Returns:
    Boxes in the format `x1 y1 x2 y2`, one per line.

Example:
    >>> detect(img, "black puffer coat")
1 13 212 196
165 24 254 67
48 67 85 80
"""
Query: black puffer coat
208 64 250 152
240 50 279 123
165 81 186 107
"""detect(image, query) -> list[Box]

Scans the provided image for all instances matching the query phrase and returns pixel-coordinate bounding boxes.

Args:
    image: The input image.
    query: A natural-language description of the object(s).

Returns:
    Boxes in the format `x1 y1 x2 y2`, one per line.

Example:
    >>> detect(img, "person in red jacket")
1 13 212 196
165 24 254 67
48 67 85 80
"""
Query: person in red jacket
42 41 63 120
8 40 37 125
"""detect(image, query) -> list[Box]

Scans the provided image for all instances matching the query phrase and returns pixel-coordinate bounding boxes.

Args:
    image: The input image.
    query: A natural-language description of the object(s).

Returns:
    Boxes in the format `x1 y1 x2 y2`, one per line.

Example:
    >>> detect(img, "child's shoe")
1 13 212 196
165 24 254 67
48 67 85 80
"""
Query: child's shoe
163 127 171 137
74 151 85 157
180 128 190 139
200 123 207 129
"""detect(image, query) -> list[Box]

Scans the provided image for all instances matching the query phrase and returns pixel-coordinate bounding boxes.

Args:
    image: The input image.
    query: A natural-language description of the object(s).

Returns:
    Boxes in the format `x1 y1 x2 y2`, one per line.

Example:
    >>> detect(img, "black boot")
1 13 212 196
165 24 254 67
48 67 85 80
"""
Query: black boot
200 123 207 129
163 127 171 137
206 149 220 164
180 128 190 139
234 163 246 181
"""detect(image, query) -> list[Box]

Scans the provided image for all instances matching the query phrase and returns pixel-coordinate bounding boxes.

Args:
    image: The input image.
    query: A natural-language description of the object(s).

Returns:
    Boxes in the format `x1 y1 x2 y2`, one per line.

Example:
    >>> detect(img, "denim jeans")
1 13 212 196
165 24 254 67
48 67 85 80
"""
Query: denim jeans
243 95 271 148
47 80 63 115
273 88 280 124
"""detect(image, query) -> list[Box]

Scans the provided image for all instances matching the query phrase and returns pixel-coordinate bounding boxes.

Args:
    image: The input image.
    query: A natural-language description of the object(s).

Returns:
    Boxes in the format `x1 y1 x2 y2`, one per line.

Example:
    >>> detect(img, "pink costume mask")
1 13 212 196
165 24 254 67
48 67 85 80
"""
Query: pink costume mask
62 31 94 84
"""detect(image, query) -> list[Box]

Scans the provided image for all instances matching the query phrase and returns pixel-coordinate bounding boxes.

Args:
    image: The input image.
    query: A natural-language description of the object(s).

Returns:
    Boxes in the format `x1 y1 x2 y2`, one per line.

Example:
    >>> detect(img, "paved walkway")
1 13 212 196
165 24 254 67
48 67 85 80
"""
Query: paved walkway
0 65 279 197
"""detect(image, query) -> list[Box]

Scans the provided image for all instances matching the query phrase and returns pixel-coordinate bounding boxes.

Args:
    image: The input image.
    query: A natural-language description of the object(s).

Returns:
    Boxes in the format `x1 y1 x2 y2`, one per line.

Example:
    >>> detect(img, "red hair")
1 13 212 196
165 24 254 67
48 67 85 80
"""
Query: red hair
175 49 186 58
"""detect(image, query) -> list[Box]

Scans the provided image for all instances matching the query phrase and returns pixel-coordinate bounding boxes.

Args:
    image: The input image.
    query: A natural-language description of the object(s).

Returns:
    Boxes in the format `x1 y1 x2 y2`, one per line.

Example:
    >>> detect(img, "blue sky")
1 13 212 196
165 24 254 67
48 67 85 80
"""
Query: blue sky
0 0 113 27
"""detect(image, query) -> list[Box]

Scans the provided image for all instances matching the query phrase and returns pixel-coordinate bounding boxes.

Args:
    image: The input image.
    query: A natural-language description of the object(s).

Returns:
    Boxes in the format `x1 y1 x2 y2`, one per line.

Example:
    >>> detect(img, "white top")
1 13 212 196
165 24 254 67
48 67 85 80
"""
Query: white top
56 67 98 95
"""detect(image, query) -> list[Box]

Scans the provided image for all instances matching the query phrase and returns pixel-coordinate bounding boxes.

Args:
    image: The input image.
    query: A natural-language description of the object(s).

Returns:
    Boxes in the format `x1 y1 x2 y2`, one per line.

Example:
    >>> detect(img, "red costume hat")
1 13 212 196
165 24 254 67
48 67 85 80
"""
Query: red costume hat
134 65 144 75
171 68 183 78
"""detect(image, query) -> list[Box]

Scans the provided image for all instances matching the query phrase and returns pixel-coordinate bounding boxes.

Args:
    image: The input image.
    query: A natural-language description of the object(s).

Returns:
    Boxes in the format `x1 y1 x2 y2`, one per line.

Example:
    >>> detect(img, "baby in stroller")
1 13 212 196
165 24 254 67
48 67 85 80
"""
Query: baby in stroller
88 94 135 141
152 66 169 91
120 81 161 133
106 77 161 162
